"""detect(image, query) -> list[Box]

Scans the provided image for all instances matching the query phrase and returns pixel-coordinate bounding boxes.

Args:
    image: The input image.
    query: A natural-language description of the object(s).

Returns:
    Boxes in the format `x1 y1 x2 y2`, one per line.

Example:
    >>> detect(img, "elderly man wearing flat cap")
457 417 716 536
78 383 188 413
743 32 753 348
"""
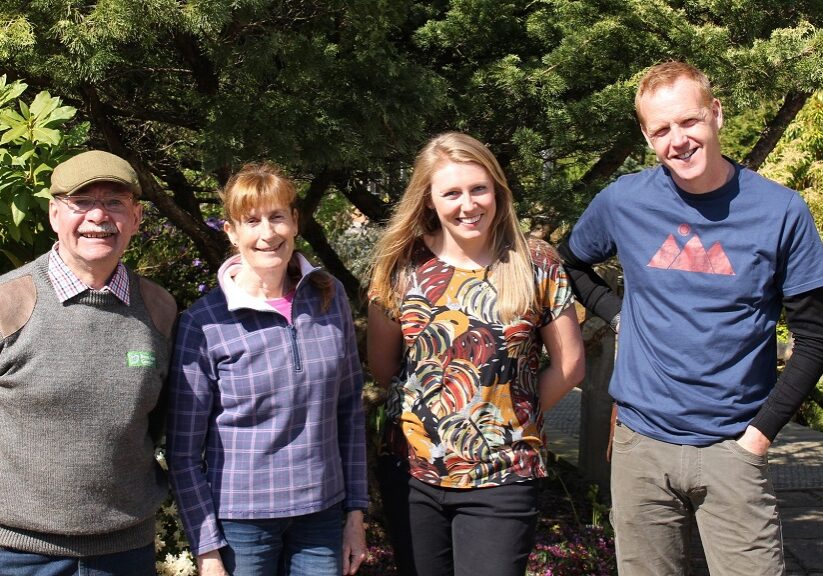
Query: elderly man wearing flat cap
0 150 176 575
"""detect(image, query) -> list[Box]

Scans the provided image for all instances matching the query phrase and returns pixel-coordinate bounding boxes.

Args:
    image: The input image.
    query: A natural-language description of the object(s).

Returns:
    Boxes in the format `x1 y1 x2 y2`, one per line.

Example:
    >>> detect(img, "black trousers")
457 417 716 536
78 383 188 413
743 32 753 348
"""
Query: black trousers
377 455 539 576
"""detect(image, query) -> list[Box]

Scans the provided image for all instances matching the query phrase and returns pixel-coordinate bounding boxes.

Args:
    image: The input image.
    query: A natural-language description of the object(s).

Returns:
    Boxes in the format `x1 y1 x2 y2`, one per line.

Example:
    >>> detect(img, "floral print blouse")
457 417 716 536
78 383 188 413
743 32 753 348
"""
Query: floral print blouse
377 237 574 488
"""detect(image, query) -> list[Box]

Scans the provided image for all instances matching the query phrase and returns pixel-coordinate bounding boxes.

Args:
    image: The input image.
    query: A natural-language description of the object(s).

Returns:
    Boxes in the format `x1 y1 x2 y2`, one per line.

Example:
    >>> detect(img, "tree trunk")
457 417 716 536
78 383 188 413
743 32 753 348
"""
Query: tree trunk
743 91 810 170
298 171 365 311
80 85 230 271
574 138 637 197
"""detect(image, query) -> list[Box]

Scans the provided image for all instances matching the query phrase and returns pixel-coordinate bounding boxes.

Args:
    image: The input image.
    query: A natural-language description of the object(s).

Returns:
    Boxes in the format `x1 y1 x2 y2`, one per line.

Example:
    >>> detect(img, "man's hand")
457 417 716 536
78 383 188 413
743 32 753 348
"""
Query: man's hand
342 510 367 575
736 425 771 457
197 549 229 576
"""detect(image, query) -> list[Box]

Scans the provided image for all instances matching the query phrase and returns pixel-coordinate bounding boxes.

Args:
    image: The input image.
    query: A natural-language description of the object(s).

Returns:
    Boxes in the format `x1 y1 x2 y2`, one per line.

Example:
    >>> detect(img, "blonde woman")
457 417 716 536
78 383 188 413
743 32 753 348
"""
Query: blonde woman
368 132 585 576
167 162 368 576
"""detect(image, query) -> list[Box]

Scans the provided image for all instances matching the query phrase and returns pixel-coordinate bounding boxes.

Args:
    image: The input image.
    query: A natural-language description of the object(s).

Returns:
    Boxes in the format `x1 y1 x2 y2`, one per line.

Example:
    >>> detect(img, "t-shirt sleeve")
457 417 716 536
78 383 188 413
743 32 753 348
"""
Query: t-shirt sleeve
779 194 823 297
530 239 575 327
568 184 618 265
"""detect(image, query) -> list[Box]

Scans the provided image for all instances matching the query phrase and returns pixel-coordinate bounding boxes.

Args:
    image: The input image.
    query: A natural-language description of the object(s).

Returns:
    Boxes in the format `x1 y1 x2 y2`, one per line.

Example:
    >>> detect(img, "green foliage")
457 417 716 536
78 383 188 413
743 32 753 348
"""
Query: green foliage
312 188 384 283
0 15 34 61
796 373 823 434
154 448 198 575
775 321 790 344
759 92 823 434
0 75 84 271
124 205 221 309
2 0 821 288
403 0 823 236
0 0 818 300
761 91 823 233
0 4 819 574
720 101 781 163
587 483 611 533
0 0 456 286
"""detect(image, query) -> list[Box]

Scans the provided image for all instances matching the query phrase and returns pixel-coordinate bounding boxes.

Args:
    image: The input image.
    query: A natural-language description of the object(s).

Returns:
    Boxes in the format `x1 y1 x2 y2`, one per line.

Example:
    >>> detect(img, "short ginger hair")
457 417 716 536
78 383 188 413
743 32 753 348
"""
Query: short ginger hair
635 61 715 125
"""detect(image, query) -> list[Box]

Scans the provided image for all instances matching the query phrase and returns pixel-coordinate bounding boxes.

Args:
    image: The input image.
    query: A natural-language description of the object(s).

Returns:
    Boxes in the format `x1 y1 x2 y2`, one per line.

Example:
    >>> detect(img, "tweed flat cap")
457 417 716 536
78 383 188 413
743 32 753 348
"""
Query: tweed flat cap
50 150 141 198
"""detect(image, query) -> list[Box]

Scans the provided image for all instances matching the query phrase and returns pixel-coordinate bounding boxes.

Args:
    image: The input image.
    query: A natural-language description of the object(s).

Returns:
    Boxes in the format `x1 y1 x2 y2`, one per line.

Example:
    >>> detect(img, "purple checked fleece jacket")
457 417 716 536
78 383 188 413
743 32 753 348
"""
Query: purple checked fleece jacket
166 253 368 555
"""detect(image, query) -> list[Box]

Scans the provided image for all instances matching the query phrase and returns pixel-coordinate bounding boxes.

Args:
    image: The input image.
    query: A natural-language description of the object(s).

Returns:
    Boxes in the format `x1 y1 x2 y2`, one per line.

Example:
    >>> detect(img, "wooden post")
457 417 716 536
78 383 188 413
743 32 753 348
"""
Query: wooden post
577 265 620 495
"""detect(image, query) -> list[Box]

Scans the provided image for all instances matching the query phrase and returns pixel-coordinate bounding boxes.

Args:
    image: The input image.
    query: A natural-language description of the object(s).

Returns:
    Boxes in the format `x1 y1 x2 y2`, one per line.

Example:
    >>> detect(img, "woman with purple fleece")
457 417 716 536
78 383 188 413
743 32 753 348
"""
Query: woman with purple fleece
167 162 368 576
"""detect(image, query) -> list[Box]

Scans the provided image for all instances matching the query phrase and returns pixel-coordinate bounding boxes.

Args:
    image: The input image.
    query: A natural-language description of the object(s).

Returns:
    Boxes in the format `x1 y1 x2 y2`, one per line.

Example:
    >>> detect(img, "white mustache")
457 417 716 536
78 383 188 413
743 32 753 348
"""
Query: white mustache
78 224 118 234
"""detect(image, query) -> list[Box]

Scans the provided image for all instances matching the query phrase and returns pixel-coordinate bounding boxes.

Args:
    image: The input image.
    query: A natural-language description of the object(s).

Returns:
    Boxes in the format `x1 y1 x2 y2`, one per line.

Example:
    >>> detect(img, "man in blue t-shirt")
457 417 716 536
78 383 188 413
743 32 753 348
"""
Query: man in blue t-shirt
560 61 823 575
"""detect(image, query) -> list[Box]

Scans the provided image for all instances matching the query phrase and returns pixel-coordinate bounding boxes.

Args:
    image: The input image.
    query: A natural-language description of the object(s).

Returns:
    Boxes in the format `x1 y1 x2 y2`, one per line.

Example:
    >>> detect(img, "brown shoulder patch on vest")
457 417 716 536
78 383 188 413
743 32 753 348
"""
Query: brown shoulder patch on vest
138 277 178 340
0 275 37 339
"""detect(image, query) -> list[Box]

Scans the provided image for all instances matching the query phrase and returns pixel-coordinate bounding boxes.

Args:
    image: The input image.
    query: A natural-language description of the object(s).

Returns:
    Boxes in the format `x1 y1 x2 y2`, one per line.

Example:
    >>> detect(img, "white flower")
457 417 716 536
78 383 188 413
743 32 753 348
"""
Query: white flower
156 551 197 576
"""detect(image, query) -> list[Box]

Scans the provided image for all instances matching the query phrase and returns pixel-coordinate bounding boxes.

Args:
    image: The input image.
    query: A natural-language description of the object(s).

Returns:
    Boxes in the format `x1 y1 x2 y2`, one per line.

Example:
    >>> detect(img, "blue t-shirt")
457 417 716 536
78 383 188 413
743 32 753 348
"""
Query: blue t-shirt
569 162 823 444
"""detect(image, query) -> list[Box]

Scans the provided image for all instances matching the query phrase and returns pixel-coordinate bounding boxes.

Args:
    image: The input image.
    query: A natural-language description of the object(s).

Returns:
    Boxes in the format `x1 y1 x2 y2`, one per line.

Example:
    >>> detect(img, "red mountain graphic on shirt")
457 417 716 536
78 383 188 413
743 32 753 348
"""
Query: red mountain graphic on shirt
648 234 735 275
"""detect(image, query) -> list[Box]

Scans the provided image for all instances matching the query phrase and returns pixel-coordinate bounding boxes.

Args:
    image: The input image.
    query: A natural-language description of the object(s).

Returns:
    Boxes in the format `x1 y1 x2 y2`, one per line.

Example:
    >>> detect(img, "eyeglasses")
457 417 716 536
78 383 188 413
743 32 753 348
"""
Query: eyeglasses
54 195 133 214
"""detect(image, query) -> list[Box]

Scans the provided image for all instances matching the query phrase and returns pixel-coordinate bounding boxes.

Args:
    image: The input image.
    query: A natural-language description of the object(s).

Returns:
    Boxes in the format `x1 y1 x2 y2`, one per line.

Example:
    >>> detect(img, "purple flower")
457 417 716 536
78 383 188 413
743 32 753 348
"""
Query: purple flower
198 284 207 293
205 216 225 230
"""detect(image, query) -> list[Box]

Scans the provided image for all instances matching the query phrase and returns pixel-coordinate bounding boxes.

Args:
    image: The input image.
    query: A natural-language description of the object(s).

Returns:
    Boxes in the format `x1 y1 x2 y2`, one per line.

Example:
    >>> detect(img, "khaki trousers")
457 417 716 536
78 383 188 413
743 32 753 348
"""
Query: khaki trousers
610 421 785 576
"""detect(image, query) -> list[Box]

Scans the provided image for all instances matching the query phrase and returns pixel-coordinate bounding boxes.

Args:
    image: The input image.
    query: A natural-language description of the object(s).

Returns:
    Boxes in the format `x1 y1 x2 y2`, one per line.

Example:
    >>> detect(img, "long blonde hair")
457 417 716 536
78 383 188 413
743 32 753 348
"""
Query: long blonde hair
221 161 335 311
369 132 536 324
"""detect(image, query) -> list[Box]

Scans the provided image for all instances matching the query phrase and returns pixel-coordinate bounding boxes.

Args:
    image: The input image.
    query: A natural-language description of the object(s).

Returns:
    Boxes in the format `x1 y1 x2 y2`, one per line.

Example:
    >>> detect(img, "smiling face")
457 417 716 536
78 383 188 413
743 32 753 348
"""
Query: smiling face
427 160 497 260
49 182 142 286
225 202 298 275
639 77 728 194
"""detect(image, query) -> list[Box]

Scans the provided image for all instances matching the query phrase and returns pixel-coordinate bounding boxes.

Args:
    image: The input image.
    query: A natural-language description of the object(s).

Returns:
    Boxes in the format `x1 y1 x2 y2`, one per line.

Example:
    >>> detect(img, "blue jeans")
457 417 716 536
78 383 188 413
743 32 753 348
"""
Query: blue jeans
0 544 155 576
219 504 343 576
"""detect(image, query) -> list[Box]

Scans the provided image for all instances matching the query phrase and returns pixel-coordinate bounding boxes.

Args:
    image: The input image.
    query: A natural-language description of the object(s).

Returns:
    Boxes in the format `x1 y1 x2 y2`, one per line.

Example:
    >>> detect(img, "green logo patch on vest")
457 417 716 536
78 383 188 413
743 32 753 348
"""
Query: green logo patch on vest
127 351 157 368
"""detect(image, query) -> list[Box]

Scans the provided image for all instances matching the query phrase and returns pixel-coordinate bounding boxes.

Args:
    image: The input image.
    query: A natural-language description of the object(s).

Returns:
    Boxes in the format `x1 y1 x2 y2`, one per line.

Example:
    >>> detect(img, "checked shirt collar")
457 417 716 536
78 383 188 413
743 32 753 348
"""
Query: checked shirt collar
47 243 130 305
